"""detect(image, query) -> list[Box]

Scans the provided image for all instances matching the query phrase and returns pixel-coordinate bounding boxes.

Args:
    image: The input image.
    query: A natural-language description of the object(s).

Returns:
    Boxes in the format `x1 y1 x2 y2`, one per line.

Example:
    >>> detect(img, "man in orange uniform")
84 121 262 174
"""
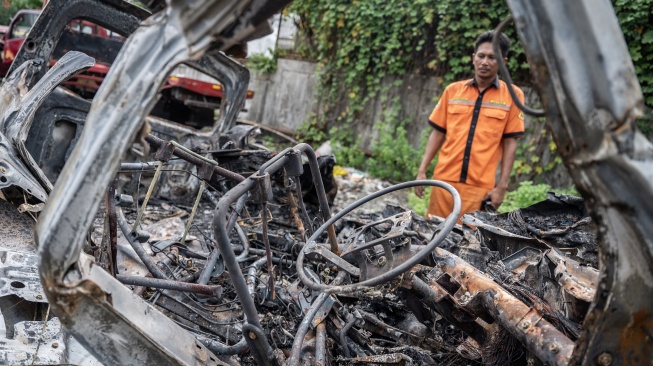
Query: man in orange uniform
415 31 525 222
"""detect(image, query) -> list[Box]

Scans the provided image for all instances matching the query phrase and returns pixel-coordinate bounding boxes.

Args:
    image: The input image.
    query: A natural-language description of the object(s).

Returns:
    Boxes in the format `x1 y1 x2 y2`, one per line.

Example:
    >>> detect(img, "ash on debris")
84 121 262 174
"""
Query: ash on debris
84 154 596 366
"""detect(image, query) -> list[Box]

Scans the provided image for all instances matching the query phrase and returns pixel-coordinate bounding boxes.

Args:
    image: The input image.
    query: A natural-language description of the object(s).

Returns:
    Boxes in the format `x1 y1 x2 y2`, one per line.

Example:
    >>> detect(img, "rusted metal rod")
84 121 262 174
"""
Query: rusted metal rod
146 134 245 183
315 322 327 366
106 186 118 277
132 161 163 232
293 178 313 237
260 202 276 300
409 276 489 344
180 180 206 243
286 175 306 237
433 248 575 366
117 274 222 298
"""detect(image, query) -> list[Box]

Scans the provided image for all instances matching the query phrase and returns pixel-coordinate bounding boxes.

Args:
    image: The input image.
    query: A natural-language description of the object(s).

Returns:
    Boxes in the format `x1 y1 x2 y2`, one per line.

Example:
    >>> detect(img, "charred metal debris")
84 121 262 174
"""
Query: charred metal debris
0 0 650 365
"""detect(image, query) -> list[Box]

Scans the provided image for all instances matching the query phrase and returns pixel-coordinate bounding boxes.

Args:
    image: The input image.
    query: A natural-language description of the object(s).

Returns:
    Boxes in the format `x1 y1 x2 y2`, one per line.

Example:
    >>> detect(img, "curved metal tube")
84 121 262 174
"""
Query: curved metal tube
339 314 357 358
116 274 221 297
8 0 148 82
492 16 545 117
288 271 347 366
294 143 338 253
212 179 261 329
116 207 168 279
296 180 460 294
227 195 248 230
506 1 651 363
198 194 248 285
288 294 329 366
257 148 293 175
234 222 250 262
209 143 337 344
34 1 271 363
242 323 276 366
247 257 267 296
186 51 250 134
196 334 248 356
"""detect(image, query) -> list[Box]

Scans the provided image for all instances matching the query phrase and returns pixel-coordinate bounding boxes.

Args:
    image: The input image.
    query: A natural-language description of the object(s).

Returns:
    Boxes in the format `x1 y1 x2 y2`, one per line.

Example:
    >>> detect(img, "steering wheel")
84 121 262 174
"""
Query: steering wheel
296 180 461 294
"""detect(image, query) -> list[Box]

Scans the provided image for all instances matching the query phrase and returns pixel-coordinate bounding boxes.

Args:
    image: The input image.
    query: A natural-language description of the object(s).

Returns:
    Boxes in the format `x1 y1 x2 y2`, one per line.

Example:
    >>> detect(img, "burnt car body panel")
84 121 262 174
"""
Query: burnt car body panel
507 0 653 364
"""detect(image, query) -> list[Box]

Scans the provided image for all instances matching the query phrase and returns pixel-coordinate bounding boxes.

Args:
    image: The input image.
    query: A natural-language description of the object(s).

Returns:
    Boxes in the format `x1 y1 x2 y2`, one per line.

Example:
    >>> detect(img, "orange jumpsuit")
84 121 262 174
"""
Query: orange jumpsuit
427 77 525 222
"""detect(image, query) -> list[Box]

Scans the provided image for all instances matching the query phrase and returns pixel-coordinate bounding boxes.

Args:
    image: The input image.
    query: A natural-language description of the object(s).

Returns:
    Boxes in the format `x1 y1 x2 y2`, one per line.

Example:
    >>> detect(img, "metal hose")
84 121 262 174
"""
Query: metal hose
296 180 461 293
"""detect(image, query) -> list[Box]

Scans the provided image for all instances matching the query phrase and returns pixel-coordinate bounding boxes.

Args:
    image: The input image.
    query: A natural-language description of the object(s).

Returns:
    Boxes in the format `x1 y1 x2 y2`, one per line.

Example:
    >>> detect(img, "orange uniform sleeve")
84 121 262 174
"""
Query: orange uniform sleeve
503 85 525 138
428 86 450 133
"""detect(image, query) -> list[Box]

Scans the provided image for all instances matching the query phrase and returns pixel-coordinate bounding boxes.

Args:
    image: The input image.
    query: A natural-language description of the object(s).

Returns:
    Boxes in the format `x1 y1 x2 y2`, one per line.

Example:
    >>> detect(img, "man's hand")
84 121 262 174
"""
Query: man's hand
485 186 507 209
415 171 427 198
415 130 446 199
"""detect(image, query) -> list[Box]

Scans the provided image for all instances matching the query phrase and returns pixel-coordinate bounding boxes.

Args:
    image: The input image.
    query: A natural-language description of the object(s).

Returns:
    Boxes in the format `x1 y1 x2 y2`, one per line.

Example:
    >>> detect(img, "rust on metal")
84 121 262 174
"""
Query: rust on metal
434 247 575 366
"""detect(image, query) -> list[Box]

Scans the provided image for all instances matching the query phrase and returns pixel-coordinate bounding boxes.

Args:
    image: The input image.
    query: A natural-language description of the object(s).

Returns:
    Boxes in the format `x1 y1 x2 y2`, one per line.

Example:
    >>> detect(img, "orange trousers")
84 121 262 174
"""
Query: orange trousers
427 180 489 224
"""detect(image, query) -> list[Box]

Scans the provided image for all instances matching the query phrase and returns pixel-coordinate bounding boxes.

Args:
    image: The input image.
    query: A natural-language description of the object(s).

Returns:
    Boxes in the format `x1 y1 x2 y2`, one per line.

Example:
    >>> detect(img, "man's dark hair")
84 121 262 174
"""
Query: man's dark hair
475 31 510 57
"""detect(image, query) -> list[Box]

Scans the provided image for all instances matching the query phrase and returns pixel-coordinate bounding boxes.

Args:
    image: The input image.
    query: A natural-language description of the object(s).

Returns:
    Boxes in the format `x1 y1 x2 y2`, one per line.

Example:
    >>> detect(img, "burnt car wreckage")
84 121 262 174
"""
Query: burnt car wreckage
0 0 650 365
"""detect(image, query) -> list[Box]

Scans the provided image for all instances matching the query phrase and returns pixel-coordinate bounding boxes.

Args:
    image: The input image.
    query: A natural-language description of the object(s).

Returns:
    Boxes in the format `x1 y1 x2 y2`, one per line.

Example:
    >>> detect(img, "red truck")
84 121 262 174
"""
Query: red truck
0 9 252 129
0 9 39 77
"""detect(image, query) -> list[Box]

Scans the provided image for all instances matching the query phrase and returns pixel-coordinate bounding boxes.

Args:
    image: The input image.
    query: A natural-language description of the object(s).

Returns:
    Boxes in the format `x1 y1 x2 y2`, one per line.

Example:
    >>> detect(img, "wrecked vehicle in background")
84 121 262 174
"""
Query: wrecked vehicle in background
1 3 254 129
0 0 651 365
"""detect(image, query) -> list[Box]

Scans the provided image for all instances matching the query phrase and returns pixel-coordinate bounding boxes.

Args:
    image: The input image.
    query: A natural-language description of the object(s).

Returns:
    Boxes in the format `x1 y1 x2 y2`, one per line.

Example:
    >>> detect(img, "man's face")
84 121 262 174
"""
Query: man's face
472 42 502 81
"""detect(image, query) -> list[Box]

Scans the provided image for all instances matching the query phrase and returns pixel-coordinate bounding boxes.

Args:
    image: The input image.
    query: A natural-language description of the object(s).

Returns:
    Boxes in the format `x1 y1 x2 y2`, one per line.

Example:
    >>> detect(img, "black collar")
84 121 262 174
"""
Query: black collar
466 76 500 89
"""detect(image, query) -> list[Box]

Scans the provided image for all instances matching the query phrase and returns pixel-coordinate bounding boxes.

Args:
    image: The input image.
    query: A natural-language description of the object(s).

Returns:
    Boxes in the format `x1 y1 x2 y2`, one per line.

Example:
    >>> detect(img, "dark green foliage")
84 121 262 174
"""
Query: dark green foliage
499 181 577 213
290 0 653 185
0 0 42 25
247 51 278 75
290 0 443 181
433 0 530 85
292 0 652 106
290 0 439 124
613 0 653 107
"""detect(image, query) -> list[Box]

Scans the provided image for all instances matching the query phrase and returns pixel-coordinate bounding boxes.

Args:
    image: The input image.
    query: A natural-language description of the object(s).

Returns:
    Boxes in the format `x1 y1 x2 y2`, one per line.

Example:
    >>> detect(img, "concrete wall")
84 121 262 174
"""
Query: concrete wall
245 59 318 133
244 58 440 149
327 73 440 150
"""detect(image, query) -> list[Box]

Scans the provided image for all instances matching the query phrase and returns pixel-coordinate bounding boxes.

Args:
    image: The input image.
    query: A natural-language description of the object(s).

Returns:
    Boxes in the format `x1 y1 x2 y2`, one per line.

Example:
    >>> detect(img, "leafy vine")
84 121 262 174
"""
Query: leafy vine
289 0 651 182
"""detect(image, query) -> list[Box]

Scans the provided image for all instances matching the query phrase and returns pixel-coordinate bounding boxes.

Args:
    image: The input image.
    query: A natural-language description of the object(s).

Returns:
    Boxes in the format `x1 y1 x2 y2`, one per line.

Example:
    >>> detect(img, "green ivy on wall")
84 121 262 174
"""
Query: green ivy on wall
433 0 530 85
613 0 653 107
290 0 653 183
291 0 439 121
